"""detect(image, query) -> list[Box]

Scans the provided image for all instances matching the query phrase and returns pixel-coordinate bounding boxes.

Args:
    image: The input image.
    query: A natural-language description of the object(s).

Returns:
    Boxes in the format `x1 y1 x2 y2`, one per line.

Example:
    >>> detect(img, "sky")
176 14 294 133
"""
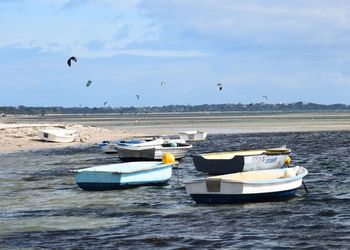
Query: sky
1 0 350 107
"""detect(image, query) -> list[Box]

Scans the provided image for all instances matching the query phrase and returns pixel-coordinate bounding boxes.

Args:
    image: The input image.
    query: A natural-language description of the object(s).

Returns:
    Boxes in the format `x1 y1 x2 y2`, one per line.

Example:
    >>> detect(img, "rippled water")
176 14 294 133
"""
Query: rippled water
1 131 350 249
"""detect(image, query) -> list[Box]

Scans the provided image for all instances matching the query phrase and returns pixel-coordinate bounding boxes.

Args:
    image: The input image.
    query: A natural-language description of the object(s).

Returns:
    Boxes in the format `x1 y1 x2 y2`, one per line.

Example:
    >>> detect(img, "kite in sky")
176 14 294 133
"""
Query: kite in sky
67 56 77 67
217 83 223 91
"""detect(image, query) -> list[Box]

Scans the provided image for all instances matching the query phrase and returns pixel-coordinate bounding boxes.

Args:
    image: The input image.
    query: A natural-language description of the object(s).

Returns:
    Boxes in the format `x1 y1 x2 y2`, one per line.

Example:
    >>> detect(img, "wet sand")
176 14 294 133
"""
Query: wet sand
1 111 350 154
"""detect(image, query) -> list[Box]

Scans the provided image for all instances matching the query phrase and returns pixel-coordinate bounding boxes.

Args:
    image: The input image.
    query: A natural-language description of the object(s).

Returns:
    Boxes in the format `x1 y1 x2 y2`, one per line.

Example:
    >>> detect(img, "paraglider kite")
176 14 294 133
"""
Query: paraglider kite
161 81 166 86
67 56 77 67
104 101 108 106
86 80 92 87
136 95 140 100
217 83 223 91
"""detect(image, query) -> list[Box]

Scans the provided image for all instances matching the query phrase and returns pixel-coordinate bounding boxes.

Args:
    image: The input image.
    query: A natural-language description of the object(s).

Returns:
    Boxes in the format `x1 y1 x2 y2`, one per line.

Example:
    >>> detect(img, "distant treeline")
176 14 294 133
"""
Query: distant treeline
1 102 350 115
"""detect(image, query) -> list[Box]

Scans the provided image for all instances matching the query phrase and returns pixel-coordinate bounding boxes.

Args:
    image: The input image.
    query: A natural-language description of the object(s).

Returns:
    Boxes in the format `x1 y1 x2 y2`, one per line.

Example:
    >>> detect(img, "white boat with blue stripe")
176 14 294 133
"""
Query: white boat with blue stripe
72 161 173 191
185 166 308 204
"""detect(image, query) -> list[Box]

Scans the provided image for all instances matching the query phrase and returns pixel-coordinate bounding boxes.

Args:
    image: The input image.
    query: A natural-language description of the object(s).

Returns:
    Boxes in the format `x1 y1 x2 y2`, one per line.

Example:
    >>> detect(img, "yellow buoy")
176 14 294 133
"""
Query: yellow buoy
162 152 175 164
284 156 291 166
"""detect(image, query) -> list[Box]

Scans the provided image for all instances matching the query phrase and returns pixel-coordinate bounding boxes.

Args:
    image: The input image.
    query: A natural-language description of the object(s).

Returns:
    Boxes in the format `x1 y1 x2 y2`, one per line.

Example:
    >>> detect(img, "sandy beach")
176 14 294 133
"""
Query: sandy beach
0 122 145 154
1 111 350 154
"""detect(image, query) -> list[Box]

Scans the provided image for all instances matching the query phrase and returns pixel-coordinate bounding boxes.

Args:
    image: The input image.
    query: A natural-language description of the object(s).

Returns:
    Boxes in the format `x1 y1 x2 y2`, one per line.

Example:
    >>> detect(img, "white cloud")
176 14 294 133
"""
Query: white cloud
2 0 350 58
141 0 350 48
0 0 204 58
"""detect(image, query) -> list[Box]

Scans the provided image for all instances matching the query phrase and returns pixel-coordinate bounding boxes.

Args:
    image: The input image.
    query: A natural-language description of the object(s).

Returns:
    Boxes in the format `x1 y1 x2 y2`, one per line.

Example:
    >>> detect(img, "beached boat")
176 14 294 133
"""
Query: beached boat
185 166 308 204
179 130 207 141
38 128 78 143
193 147 291 175
117 142 192 161
72 161 174 191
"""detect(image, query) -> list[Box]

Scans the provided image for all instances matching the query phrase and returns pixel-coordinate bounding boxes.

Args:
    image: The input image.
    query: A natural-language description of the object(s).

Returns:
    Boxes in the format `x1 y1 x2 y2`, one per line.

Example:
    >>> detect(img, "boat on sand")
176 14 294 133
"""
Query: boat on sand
38 128 78 143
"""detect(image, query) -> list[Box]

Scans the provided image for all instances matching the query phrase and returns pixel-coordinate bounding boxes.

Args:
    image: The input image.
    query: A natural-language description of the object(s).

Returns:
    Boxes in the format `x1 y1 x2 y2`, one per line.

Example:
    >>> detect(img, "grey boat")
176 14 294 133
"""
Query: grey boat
118 142 193 162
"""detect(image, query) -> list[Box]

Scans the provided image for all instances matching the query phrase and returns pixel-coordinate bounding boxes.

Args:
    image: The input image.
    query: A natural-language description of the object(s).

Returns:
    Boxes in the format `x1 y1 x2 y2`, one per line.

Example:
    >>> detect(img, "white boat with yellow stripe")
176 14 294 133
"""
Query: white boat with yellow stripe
193 146 291 175
185 166 308 204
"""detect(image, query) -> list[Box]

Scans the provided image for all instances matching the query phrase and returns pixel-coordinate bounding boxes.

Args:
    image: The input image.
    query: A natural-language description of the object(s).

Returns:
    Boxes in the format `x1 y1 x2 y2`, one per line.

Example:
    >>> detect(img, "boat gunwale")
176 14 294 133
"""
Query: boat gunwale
198 148 291 160
184 167 308 185
117 144 193 151
71 162 175 174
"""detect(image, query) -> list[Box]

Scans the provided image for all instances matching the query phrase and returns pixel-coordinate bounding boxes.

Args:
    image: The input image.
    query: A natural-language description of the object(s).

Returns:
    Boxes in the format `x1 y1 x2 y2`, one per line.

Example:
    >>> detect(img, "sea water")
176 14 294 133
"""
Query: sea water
0 131 349 248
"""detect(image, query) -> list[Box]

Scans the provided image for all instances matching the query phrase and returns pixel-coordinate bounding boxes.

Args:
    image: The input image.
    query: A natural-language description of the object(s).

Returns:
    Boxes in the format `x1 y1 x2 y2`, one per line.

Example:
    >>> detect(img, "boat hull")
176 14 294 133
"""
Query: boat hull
76 180 169 191
190 189 298 204
193 151 290 175
74 163 172 191
38 129 77 143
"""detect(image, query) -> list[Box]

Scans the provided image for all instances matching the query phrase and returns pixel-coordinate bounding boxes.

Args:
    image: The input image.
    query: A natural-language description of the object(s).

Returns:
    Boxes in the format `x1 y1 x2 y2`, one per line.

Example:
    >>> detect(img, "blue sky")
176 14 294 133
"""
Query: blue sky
1 0 350 107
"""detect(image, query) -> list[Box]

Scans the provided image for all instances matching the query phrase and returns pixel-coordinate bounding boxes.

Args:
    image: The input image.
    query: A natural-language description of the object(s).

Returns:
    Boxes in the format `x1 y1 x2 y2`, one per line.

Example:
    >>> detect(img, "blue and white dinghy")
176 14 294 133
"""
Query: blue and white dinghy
185 166 308 204
72 161 174 191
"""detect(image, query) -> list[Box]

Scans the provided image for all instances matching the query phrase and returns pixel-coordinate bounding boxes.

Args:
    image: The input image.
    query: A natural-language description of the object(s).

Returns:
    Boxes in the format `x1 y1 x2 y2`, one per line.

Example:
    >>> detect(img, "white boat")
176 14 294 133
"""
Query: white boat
72 161 174 191
193 146 291 175
185 166 308 204
179 130 207 141
117 142 192 161
99 137 165 154
38 128 78 143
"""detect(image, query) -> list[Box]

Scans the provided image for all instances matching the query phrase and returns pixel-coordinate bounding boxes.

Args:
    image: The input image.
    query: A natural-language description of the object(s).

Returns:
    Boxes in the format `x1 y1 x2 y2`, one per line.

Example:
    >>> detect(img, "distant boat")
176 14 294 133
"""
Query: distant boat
193 146 291 175
72 161 174 191
38 128 78 143
185 166 308 204
117 142 192 162
99 137 165 154
99 137 184 154
179 130 207 141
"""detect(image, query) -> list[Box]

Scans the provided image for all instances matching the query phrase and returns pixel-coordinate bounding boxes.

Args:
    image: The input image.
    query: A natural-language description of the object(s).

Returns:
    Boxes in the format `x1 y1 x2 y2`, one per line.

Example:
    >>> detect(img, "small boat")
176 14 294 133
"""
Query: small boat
38 128 78 143
179 130 207 141
99 137 165 154
185 166 308 204
72 161 174 191
117 142 192 161
193 147 291 175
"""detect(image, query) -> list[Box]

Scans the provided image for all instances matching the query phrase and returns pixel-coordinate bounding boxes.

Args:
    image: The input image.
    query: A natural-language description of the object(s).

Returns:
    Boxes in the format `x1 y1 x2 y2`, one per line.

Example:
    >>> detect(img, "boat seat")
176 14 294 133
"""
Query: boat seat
217 167 301 182
215 171 285 182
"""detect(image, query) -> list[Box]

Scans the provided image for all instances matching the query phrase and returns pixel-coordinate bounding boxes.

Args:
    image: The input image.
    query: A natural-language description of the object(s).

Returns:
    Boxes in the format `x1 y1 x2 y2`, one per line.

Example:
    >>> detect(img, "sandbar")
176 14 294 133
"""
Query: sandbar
1 112 350 154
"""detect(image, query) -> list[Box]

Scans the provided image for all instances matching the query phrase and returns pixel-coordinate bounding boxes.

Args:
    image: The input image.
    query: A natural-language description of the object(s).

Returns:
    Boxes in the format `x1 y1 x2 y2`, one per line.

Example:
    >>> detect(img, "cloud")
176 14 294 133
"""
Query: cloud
2 0 350 58
140 0 350 49
0 0 204 58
